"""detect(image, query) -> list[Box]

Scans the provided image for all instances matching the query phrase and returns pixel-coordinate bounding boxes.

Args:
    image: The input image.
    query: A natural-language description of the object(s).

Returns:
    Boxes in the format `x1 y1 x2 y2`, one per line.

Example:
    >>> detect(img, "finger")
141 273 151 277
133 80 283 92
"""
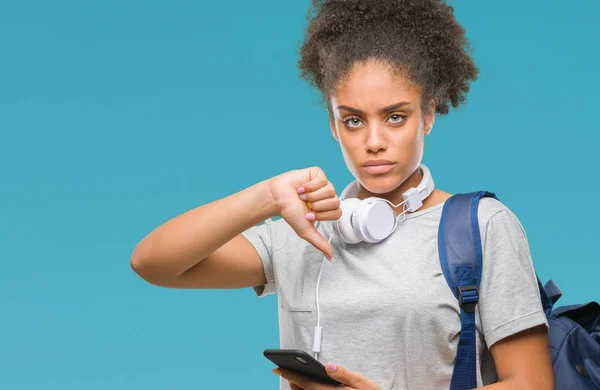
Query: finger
308 197 341 213
297 224 333 260
325 362 363 388
274 368 318 390
312 209 342 222
298 168 328 194
299 184 336 202
289 382 304 390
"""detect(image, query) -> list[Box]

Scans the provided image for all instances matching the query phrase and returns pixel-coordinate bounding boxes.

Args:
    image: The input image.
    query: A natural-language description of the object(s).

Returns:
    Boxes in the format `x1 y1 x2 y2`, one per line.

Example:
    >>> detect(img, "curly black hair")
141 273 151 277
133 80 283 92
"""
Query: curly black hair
298 0 478 115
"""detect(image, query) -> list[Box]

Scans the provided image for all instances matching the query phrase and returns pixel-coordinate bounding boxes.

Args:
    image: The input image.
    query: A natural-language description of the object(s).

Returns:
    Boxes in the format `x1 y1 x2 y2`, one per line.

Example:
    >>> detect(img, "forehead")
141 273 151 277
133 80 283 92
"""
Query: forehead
330 60 422 110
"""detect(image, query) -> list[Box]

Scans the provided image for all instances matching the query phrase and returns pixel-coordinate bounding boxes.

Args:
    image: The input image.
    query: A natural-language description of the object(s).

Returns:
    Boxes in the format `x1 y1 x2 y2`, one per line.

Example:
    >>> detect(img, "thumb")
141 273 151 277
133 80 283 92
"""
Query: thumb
299 225 333 260
325 362 361 388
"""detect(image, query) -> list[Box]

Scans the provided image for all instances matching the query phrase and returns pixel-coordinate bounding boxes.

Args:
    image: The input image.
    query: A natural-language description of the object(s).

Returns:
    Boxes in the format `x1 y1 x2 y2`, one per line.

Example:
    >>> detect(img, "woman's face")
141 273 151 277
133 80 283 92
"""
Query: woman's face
329 59 434 200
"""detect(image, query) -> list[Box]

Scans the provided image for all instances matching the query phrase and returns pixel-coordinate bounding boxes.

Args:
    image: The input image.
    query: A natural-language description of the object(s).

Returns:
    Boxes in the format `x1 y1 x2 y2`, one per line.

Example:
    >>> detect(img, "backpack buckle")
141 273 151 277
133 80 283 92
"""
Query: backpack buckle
458 285 479 313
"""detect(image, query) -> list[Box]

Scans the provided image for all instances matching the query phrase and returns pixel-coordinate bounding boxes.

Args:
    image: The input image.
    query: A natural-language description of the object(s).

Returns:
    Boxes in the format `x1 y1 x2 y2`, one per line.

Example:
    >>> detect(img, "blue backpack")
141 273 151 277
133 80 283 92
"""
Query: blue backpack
438 191 600 389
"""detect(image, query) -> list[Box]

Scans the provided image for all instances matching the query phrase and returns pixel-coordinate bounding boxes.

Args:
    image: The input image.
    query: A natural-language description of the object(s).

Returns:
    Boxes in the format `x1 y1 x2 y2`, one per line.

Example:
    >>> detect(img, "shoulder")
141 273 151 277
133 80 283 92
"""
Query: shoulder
476 196 528 243
439 192 520 230
257 216 293 240
262 216 294 233
243 216 293 248
264 216 333 237
478 196 510 222
259 216 313 250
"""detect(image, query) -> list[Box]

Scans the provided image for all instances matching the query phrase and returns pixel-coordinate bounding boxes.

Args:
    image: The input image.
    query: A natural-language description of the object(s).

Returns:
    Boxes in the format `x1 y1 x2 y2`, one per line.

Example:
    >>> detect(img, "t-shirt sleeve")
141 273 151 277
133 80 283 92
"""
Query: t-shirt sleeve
478 208 549 348
241 218 276 297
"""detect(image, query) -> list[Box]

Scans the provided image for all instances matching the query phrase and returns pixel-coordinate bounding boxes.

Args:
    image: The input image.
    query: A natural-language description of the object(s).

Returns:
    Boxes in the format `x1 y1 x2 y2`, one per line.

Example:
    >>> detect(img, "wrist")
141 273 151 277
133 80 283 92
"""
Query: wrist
260 177 281 218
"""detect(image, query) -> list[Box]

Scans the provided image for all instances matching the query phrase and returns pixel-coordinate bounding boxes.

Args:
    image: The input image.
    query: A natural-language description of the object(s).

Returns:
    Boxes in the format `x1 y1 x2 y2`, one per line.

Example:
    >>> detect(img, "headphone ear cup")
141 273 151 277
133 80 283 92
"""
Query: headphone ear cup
353 197 396 243
333 198 363 244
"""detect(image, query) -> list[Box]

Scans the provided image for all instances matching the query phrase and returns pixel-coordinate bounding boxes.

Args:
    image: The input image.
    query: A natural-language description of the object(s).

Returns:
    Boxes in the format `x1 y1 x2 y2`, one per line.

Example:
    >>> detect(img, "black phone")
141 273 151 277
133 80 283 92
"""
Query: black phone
263 349 342 386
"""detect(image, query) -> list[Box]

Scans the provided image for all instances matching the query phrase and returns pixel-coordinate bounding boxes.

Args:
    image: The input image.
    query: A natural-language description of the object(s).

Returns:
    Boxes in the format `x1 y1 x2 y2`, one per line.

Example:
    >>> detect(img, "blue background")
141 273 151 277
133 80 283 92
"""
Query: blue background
1 0 598 388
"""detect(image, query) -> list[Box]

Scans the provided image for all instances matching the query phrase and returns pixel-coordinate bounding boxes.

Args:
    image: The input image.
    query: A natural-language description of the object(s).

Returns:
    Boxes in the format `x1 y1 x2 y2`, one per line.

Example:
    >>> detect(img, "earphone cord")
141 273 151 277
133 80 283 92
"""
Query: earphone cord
312 187 431 360
386 197 408 209
313 230 336 360
385 185 432 228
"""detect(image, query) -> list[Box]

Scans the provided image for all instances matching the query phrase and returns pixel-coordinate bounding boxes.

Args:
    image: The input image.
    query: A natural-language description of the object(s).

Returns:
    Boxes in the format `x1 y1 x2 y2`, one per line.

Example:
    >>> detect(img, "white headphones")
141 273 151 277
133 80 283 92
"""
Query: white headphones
311 164 435 360
332 164 435 244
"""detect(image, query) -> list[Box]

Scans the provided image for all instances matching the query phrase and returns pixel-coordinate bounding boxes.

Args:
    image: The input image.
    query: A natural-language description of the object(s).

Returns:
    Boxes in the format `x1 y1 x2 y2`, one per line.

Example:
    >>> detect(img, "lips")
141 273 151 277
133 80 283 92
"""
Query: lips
361 160 396 174
362 159 396 167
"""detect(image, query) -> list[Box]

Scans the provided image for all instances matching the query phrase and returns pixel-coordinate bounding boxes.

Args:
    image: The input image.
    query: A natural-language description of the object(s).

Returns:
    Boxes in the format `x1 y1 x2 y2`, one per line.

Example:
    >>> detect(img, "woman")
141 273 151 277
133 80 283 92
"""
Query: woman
130 0 554 388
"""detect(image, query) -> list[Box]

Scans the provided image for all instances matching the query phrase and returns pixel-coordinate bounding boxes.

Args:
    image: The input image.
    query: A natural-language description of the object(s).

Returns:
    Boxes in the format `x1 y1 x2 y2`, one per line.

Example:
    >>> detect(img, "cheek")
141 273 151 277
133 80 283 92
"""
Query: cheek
392 124 424 155
337 132 358 157
339 139 358 165
336 137 363 177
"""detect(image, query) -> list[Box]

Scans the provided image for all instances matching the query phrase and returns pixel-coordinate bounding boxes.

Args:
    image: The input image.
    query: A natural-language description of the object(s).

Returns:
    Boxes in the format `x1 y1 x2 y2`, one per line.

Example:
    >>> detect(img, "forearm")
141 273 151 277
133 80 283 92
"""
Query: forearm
130 178 278 280
480 379 546 390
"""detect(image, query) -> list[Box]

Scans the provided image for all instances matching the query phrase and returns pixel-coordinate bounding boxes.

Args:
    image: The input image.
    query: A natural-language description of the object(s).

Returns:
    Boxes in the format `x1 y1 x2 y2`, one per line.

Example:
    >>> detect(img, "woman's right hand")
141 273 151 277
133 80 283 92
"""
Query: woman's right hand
268 167 342 260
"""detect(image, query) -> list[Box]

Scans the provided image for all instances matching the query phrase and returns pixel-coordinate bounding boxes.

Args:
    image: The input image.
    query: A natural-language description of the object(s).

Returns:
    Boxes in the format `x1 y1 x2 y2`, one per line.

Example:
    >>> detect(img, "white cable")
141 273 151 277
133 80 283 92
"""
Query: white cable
383 185 429 229
313 230 336 360
390 202 408 232
383 197 408 209
382 197 410 227
311 187 425 359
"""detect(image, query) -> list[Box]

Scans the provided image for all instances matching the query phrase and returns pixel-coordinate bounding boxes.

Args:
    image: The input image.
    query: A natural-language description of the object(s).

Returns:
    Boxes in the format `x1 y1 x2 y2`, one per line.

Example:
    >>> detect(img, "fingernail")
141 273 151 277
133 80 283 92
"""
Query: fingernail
297 187 305 194
306 201 312 209
326 362 337 372
299 194 306 201
306 213 315 221
272 368 282 375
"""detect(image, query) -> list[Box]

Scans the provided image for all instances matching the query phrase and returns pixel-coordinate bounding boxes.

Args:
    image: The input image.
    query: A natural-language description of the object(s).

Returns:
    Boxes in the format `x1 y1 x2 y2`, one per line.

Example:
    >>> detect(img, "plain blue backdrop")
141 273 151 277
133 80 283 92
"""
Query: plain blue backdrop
1 0 599 388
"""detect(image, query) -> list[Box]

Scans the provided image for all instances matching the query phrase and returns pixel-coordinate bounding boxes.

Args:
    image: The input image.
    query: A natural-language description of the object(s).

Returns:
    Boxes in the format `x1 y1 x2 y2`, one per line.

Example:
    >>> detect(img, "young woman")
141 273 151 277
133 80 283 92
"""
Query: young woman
130 1 554 389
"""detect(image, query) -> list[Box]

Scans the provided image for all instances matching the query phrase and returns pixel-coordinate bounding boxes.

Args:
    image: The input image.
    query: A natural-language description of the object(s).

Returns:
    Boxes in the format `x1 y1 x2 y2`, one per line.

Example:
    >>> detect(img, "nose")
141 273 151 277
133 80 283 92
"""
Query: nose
365 123 387 153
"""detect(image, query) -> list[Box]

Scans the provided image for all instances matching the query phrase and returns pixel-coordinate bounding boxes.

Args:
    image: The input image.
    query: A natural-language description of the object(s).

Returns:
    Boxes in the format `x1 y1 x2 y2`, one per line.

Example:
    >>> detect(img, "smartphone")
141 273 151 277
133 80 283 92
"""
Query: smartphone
264 349 342 386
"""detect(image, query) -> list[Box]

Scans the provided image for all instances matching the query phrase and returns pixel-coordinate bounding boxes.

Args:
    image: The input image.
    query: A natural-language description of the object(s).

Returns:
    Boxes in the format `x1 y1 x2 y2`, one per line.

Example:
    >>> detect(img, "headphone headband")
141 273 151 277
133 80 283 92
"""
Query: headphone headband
333 163 436 245
417 164 434 196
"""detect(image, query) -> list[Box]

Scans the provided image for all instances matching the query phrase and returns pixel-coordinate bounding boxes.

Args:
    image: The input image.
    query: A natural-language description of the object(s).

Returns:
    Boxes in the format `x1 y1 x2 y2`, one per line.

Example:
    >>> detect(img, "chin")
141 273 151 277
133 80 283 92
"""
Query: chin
357 173 406 196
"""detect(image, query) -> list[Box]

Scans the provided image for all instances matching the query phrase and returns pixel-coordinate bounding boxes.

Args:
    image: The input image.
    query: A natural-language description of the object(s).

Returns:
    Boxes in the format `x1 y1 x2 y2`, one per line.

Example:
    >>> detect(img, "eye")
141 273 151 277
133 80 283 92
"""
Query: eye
388 114 406 124
344 117 363 128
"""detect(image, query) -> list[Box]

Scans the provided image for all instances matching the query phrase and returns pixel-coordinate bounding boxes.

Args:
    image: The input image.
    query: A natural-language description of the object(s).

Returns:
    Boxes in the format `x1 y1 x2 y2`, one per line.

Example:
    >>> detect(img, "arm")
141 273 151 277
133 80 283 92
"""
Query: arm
480 325 554 389
130 179 277 289
274 326 554 390
476 204 554 389
130 166 340 289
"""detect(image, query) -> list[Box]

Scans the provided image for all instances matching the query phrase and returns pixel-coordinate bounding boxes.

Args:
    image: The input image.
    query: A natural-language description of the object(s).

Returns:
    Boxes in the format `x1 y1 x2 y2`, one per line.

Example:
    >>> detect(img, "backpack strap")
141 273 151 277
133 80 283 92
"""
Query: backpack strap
543 280 562 305
438 191 496 390
537 278 557 317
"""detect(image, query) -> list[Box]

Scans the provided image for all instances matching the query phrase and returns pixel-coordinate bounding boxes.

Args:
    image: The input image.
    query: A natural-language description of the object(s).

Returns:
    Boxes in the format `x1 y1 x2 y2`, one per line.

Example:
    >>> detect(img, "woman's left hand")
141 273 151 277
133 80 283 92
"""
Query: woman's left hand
273 362 380 390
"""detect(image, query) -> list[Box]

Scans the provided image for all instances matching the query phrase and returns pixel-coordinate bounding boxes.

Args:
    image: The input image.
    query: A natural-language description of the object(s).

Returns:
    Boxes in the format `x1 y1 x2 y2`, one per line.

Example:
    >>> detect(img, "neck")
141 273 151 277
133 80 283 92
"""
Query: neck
357 166 426 215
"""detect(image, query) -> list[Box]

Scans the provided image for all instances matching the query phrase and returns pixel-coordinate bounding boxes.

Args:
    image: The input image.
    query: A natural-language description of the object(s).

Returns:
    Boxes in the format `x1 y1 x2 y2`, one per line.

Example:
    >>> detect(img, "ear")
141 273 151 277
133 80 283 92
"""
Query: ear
424 101 435 136
329 120 339 142
425 117 435 135
328 108 339 142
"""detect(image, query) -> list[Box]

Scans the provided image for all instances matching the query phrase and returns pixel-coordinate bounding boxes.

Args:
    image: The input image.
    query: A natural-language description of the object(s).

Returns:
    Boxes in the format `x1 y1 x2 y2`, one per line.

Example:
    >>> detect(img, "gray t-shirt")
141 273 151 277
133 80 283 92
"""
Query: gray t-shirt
242 185 548 389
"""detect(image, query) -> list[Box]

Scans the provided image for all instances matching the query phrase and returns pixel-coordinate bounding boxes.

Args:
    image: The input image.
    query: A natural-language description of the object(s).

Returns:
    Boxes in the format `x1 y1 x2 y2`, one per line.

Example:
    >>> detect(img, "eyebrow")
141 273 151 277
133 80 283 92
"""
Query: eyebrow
337 102 412 115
